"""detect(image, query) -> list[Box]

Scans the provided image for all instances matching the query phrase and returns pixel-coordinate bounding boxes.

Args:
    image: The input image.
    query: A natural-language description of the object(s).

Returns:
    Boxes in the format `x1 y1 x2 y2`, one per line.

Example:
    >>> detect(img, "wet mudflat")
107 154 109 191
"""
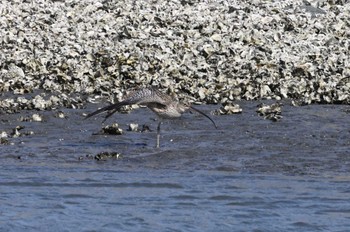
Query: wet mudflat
1 101 350 231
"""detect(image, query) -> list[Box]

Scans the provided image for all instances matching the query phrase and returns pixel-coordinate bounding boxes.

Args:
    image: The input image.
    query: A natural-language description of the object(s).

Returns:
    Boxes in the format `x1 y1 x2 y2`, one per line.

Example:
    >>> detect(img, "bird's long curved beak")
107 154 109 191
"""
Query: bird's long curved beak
190 106 218 129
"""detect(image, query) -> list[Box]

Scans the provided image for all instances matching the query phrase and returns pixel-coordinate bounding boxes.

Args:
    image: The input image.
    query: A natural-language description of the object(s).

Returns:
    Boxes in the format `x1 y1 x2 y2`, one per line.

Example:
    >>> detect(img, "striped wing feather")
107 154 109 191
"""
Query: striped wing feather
85 88 172 120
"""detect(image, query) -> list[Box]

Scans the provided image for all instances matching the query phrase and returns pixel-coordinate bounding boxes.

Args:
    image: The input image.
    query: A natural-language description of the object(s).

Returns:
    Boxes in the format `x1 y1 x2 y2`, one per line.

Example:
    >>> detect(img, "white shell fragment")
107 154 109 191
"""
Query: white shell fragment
32 114 43 122
0 131 8 138
128 123 139 132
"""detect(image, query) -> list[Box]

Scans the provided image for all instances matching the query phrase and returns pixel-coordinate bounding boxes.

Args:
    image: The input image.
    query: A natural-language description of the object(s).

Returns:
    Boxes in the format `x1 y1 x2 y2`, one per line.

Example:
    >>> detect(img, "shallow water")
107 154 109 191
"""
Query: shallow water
1 101 350 231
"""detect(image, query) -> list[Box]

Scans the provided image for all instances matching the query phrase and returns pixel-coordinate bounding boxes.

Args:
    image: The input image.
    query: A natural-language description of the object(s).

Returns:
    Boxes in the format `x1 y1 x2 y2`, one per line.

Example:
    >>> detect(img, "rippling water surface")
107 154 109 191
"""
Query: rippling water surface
1 102 349 231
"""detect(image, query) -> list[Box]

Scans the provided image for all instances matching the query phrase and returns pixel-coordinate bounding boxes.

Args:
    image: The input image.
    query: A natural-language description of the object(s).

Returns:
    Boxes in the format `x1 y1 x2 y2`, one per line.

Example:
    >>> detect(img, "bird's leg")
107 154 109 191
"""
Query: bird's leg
156 121 161 148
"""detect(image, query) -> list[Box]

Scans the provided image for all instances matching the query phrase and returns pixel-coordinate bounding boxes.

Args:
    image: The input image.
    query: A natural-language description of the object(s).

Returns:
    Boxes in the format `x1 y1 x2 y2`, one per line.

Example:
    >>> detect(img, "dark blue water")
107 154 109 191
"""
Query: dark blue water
1 102 350 231
1 161 350 231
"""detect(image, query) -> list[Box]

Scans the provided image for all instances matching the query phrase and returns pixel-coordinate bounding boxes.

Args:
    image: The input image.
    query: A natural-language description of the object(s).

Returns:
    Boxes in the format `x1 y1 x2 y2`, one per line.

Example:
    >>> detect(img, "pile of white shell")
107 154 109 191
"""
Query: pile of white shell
1 0 349 112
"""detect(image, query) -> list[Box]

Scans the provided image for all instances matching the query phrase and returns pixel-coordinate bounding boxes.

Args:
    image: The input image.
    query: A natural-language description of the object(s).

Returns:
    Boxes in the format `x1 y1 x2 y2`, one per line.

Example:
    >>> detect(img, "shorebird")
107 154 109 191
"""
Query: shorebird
85 87 217 148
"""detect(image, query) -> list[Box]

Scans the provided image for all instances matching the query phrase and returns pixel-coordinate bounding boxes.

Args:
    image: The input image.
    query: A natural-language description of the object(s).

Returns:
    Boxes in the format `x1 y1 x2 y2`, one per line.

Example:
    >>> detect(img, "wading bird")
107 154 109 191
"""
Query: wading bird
85 87 217 148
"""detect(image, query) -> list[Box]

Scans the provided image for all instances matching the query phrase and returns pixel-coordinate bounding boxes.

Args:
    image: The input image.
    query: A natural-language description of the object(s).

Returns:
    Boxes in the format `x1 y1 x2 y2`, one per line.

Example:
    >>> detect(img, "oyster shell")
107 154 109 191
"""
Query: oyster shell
0 0 348 109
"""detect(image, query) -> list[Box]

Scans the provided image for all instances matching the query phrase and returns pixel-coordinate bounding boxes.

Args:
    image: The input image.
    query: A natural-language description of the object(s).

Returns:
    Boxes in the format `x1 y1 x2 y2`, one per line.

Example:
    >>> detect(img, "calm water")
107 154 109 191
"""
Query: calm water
1 101 350 231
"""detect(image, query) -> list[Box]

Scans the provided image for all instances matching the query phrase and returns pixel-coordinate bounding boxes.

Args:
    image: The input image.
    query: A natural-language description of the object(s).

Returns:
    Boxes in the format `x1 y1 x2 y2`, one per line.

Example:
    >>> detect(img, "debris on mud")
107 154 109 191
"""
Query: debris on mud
127 123 152 132
140 124 152 132
94 152 122 161
0 137 10 145
19 114 42 122
0 126 34 144
257 103 283 121
213 103 243 115
55 111 68 119
100 123 123 135
10 126 34 138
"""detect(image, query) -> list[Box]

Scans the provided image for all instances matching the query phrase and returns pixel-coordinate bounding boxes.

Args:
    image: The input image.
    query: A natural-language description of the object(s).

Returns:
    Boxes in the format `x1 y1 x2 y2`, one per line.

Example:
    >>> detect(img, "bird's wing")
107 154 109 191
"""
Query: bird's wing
85 88 170 121
123 87 172 106
84 101 129 120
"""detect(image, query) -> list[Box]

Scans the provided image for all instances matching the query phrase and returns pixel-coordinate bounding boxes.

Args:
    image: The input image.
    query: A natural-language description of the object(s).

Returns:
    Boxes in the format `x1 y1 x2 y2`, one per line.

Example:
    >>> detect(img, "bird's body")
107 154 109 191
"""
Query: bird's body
86 87 217 148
